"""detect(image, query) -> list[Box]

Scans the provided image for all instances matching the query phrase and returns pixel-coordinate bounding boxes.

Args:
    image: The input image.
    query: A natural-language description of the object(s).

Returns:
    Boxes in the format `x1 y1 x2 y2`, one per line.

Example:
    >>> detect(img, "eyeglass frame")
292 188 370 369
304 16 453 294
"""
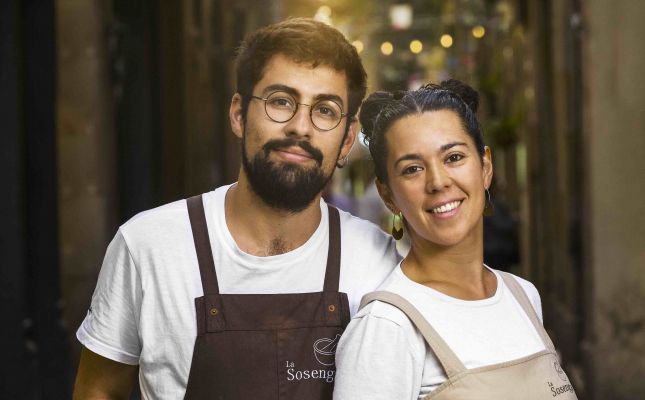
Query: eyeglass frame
250 91 348 131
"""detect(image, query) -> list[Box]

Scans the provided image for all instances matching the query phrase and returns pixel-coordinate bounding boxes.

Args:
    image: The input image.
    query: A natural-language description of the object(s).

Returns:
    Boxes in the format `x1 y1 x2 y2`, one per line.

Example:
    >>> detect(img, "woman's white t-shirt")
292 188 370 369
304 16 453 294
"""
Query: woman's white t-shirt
334 265 545 400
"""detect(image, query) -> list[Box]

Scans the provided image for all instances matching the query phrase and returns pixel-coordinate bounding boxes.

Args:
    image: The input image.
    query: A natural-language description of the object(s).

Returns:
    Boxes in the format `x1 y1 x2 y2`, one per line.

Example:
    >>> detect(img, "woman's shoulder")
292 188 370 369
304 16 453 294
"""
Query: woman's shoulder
491 268 543 322
342 293 427 364
353 267 427 331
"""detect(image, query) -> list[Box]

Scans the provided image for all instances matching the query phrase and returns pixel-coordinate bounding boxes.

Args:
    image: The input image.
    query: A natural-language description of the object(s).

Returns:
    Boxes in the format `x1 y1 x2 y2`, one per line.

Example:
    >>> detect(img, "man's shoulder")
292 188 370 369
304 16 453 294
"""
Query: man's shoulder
121 187 226 233
336 208 398 256
336 207 388 239
118 188 227 249
334 208 400 300
121 198 189 232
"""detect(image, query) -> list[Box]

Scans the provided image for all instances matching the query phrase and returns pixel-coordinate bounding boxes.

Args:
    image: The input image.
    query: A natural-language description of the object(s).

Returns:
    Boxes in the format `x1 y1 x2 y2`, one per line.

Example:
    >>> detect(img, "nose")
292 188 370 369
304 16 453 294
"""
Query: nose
284 104 314 138
425 163 452 193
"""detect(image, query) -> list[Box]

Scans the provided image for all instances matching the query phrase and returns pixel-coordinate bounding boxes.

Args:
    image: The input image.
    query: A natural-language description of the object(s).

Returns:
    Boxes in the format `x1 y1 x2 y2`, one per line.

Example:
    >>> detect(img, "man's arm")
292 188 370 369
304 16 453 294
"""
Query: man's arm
73 347 139 400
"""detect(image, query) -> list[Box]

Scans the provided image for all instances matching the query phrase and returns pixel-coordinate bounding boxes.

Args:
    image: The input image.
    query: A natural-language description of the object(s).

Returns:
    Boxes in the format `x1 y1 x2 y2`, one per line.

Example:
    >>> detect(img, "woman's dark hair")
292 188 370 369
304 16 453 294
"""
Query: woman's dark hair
360 79 485 183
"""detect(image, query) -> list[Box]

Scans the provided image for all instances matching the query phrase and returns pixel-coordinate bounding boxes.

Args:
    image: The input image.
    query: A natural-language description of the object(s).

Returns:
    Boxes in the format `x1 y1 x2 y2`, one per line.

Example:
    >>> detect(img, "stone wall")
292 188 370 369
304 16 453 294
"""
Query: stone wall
583 1 645 398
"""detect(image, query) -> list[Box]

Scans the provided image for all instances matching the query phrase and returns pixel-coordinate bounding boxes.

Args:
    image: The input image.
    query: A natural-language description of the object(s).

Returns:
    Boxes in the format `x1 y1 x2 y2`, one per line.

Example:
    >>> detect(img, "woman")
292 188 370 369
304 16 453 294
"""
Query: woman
333 80 577 399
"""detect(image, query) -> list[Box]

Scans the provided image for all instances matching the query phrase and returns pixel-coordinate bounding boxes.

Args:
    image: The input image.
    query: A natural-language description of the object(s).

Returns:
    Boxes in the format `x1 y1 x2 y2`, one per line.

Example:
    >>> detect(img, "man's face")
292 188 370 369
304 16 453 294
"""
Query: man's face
230 54 357 212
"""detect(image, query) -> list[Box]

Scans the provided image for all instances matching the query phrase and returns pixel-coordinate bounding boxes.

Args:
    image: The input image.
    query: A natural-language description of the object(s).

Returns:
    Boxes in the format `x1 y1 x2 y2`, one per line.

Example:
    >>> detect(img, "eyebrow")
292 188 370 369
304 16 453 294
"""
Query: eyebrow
393 142 468 168
262 84 297 97
394 153 423 168
261 84 344 107
440 141 467 152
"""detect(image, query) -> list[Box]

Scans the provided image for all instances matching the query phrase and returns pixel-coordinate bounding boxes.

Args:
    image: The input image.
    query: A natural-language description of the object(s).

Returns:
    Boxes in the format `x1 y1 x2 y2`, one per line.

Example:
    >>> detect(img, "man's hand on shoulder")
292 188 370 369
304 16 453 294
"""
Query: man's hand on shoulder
73 347 138 400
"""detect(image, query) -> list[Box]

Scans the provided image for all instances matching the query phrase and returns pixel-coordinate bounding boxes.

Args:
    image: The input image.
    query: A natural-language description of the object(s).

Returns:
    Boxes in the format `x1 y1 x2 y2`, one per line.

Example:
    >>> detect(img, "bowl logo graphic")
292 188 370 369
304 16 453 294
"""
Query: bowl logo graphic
553 361 568 381
313 334 341 366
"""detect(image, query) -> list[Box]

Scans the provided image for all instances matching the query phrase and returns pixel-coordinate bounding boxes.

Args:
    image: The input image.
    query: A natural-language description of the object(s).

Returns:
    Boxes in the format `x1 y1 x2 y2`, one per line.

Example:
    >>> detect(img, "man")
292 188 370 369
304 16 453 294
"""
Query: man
73 18 399 399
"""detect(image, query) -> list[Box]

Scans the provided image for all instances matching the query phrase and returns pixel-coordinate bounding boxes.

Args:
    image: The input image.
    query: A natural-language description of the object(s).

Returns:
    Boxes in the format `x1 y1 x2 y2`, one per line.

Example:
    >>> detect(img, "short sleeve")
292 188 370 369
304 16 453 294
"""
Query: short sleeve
76 229 142 365
333 306 422 400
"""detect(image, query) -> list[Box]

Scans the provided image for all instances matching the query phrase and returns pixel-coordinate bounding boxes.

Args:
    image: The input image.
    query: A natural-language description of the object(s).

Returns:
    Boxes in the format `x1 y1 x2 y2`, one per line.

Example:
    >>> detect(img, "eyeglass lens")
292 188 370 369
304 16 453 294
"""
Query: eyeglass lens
264 91 343 131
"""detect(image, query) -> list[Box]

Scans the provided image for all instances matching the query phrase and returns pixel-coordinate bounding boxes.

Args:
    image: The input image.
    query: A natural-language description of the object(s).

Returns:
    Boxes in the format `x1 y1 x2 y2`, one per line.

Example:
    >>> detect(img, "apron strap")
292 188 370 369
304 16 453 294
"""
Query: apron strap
187 195 220 295
322 205 342 292
498 272 556 353
359 291 466 378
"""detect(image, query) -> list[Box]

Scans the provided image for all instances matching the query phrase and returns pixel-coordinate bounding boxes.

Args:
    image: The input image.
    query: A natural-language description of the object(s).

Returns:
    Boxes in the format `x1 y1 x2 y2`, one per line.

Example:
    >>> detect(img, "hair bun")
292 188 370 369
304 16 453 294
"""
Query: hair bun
439 79 479 113
359 91 395 143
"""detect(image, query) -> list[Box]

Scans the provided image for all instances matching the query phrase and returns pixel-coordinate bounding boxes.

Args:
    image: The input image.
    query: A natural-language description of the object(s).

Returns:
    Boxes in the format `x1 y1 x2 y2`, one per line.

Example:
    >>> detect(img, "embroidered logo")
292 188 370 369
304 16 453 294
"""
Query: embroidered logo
548 381 575 397
553 361 568 381
313 334 341 366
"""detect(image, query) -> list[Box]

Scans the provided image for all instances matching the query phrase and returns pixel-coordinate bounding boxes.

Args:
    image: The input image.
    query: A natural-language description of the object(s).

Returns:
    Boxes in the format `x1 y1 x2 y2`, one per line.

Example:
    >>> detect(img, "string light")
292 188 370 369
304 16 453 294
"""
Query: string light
314 5 332 25
317 5 331 18
352 40 364 54
381 41 394 55
472 25 486 39
440 34 453 48
409 40 423 54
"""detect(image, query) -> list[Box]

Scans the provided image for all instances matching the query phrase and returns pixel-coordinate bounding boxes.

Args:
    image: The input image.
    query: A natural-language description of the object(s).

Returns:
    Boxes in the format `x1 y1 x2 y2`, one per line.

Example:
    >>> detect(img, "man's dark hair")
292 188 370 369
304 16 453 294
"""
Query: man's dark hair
235 18 367 121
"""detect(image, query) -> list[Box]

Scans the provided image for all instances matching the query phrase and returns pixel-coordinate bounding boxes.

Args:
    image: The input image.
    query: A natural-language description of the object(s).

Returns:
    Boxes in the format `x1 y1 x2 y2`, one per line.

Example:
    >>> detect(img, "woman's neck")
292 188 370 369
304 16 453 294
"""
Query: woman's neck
401 228 497 300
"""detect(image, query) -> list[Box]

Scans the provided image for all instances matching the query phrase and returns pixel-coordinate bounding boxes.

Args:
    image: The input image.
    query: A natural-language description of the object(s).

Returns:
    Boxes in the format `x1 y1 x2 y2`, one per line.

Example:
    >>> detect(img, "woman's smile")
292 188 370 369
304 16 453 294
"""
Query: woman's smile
427 199 463 216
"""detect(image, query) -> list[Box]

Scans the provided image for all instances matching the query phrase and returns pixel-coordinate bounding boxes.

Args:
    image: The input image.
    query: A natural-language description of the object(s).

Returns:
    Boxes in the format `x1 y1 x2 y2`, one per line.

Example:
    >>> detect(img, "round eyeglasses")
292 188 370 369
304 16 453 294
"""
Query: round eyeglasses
250 91 347 131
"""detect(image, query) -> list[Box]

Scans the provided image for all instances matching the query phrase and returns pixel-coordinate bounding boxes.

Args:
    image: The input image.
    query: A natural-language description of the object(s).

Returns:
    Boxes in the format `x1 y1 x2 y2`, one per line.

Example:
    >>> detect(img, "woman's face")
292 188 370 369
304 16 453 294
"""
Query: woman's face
378 110 492 248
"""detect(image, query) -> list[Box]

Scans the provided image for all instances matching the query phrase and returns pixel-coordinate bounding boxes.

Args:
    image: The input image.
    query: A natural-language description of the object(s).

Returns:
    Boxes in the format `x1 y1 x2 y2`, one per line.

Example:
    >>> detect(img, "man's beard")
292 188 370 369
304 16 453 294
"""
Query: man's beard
241 135 334 213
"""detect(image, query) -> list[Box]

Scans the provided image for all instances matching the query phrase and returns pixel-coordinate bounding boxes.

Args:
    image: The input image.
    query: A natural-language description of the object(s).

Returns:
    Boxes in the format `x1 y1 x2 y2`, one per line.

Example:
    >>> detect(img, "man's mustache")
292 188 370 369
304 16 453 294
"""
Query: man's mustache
262 138 324 166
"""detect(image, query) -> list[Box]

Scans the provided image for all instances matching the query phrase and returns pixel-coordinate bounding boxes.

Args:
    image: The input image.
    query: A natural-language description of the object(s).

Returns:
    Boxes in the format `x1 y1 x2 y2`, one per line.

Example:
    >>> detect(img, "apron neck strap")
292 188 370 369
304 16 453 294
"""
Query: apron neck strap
359 291 467 378
323 205 342 292
498 272 557 353
188 198 342 296
187 195 220 295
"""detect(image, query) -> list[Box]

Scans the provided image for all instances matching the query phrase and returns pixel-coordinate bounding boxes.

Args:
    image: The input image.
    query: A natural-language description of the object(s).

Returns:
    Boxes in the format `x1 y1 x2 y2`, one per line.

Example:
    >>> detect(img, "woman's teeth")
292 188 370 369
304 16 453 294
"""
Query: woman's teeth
430 200 461 214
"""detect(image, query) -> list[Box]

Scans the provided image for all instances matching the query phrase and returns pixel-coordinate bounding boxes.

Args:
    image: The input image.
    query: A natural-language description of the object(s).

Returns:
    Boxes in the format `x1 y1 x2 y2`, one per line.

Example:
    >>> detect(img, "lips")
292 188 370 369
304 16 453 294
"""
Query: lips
275 146 314 160
428 200 463 214
262 138 323 165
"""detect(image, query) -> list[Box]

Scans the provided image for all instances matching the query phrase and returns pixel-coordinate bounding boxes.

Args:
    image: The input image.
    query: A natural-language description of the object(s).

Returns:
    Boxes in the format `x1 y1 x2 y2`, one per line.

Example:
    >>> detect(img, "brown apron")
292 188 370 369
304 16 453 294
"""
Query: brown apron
183 195 350 399
360 271 578 399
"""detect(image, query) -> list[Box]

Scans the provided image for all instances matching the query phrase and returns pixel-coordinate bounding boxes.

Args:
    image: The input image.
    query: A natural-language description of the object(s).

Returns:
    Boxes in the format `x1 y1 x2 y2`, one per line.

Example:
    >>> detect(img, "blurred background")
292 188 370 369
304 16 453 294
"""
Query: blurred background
2 0 644 399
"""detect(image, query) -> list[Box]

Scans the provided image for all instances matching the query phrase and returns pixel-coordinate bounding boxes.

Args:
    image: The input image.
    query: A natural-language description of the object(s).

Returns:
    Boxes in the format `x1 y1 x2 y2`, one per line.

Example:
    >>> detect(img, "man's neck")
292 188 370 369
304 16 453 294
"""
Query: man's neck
224 175 323 257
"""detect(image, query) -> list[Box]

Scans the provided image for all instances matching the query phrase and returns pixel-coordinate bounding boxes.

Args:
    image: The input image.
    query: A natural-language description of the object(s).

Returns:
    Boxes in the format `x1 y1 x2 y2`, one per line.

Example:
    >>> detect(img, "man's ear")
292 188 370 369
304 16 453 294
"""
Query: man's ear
230 93 244 139
375 179 399 214
482 146 493 189
338 118 359 161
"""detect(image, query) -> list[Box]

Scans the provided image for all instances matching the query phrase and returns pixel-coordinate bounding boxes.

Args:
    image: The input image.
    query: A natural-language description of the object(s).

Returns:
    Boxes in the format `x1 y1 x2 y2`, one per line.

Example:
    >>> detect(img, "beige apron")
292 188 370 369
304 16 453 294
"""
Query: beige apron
360 271 578 399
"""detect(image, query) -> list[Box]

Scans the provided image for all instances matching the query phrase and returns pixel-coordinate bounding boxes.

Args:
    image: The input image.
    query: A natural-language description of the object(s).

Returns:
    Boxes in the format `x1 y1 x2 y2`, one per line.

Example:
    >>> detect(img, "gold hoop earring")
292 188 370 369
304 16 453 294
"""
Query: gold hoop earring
483 188 494 216
391 212 404 240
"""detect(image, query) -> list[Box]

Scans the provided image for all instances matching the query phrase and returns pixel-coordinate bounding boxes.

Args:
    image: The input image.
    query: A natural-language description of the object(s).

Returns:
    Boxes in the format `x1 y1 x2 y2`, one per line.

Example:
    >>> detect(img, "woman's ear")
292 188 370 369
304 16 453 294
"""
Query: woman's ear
376 179 399 214
482 146 494 189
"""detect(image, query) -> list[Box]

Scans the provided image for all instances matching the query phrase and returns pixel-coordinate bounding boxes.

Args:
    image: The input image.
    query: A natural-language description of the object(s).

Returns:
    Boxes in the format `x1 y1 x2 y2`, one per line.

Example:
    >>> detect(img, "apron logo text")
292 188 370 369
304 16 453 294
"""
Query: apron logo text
548 381 575 397
285 361 335 383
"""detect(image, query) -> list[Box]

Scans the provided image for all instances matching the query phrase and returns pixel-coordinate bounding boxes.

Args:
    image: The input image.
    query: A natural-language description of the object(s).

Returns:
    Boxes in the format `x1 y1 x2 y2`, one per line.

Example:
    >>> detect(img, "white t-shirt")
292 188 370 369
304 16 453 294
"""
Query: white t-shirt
333 265 546 400
77 184 400 399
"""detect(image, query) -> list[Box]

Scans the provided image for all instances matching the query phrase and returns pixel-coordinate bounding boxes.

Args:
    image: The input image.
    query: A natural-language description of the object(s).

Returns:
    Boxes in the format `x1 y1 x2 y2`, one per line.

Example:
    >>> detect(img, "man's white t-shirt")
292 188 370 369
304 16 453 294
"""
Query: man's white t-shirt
334 265 546 400
77 184 400 399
